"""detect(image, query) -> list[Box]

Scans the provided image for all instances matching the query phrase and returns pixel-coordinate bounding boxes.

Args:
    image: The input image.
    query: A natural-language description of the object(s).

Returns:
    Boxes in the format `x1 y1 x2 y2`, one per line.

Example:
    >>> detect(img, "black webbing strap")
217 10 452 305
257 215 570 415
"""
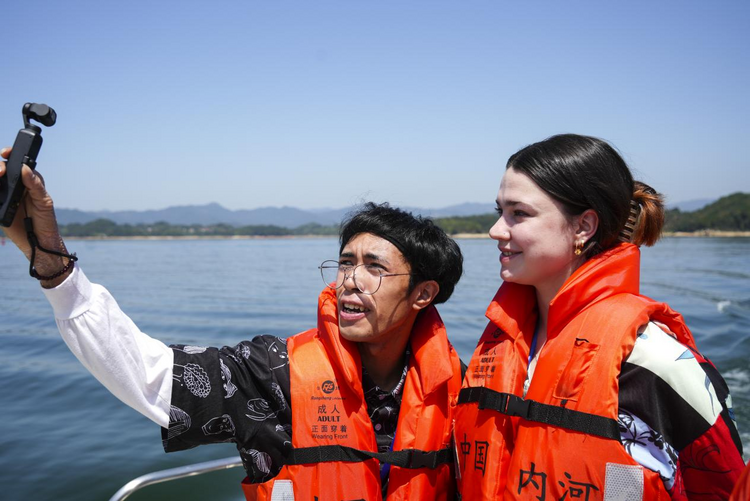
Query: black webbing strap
458 387 621 441
286 444 453 469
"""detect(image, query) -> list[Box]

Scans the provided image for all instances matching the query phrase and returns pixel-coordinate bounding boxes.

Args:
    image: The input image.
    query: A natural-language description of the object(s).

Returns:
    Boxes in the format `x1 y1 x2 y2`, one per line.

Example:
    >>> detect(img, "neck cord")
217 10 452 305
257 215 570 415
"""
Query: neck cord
523 324 540 399
380 433 396 484
528 324 539 366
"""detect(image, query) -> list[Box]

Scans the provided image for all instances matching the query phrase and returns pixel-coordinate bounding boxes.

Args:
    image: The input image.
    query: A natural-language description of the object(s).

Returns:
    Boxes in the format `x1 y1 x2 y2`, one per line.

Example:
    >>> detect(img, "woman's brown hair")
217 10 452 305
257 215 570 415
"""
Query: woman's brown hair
507 134 665 257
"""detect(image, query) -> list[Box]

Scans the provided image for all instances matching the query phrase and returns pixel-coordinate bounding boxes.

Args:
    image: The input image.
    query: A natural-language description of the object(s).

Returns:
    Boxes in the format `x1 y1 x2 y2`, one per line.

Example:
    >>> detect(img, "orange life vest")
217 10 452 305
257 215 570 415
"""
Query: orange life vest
454 243 698 500
730 462 750 501
242 287 462 501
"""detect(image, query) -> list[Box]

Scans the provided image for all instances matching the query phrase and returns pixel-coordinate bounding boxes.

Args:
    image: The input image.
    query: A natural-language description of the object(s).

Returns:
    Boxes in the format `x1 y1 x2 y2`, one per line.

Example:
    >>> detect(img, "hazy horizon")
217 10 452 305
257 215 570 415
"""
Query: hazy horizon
55 195 728 214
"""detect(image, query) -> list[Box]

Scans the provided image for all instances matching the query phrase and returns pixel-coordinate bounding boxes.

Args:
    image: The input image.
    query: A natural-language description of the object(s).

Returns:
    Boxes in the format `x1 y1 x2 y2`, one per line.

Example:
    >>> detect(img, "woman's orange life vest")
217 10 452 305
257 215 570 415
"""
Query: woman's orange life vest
454 243 699 500
730 462 750 501
242 287 463 501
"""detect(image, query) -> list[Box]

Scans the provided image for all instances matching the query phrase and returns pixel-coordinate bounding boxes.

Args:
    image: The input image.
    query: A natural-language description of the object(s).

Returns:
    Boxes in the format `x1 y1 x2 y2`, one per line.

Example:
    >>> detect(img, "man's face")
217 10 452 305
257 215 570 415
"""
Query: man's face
336 233 417 346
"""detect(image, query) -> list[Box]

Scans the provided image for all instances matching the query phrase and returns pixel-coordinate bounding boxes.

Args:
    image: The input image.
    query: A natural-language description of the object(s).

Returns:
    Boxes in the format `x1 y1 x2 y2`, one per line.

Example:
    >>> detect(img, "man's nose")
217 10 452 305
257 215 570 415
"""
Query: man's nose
342 267 361 291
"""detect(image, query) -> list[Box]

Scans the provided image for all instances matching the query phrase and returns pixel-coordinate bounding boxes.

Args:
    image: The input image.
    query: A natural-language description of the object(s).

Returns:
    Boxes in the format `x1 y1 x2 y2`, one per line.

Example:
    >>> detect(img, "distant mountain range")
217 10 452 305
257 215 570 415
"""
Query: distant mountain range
665 192 749 232
668 198 715 212
54 193 749 237
55 197 719 228
56 202 496 228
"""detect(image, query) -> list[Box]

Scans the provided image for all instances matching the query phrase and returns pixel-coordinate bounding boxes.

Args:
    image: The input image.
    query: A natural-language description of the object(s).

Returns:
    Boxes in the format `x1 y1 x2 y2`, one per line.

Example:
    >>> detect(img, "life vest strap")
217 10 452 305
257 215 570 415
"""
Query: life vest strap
458 387 621 440
286 444 453 469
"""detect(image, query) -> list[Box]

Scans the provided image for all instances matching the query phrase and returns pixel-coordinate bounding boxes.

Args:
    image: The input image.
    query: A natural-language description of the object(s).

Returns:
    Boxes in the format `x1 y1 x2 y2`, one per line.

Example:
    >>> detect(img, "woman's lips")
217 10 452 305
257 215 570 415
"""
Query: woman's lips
499 249 521 263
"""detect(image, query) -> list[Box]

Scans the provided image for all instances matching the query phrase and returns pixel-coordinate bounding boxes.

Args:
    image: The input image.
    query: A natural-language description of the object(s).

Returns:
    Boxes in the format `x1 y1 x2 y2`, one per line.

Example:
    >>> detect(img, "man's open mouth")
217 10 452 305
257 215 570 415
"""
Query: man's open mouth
342 303 369 314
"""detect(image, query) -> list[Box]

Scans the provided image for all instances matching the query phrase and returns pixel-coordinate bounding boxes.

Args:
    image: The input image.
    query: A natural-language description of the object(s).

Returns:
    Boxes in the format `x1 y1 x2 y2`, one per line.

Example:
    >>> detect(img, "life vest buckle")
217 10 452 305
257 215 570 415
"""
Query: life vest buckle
470 387 532 419
407 449 435 469
503 394 531 419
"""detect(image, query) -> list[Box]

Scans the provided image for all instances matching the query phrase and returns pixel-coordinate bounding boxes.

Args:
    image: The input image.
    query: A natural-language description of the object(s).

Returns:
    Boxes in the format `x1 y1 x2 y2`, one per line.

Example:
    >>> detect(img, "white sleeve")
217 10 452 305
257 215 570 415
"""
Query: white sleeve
42 265 173 428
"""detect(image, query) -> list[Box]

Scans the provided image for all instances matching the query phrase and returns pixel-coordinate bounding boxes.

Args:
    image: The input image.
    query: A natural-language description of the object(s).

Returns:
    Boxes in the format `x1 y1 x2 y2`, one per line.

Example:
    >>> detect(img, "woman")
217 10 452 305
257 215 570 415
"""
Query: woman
454 134 745 500
731 462 750 501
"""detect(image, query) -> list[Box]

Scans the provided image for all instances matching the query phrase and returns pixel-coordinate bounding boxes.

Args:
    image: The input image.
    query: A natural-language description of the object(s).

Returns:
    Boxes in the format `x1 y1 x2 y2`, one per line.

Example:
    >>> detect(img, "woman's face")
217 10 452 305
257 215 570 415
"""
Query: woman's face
489 167 586 301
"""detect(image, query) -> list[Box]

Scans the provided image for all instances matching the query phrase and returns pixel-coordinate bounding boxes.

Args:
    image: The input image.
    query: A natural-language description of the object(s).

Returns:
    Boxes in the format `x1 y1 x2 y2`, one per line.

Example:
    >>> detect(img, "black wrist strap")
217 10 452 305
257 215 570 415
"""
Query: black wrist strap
25 216 78 280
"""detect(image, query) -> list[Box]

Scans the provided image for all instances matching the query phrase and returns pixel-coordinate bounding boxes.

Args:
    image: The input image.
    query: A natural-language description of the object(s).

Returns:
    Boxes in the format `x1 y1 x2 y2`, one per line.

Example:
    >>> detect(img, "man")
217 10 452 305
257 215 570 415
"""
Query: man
1 152 465 500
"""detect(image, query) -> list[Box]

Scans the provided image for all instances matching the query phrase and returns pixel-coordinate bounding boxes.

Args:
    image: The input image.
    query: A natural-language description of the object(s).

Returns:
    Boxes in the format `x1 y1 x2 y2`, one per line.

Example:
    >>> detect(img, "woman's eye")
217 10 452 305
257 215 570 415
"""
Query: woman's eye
514 210 528 217
494 207 503 215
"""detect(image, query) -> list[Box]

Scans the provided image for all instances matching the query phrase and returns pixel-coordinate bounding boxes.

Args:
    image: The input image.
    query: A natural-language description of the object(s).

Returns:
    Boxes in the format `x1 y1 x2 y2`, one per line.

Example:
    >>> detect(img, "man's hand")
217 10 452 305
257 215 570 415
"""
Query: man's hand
1 147 72 286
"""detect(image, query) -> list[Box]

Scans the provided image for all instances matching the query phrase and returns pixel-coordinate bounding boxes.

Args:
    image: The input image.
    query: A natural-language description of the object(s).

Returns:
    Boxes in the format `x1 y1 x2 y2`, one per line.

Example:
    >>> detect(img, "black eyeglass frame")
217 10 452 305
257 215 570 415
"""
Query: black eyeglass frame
318 260 414 295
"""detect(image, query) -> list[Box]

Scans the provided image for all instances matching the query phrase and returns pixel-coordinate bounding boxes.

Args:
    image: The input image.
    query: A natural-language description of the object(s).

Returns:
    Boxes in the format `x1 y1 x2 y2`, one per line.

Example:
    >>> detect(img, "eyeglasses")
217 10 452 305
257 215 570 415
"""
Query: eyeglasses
319 260 413 295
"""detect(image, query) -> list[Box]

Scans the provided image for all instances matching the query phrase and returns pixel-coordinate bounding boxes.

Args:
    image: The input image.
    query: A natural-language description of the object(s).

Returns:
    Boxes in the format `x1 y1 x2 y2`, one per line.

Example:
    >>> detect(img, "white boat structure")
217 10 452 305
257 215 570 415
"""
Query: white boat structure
109 456 243 501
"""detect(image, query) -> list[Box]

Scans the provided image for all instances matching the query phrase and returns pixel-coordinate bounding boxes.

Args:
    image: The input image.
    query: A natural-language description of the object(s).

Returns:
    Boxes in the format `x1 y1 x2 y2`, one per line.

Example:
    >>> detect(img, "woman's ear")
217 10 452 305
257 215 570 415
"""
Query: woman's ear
411 280 440 311
576 209 599 243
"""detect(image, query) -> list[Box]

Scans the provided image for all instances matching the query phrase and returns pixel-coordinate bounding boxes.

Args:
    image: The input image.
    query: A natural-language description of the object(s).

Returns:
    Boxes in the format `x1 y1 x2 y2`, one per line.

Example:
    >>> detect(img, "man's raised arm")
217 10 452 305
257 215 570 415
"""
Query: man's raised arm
1 147 173 427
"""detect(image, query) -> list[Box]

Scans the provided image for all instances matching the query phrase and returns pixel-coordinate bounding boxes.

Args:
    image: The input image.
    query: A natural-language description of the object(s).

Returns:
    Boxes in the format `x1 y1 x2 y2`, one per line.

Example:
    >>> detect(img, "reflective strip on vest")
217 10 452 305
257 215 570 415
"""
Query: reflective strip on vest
270 480 294 501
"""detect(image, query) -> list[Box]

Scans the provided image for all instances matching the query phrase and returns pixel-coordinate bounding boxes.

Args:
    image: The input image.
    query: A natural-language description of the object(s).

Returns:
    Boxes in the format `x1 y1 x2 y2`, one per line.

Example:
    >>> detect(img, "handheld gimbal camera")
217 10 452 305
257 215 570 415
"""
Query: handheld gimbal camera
0 103 57 227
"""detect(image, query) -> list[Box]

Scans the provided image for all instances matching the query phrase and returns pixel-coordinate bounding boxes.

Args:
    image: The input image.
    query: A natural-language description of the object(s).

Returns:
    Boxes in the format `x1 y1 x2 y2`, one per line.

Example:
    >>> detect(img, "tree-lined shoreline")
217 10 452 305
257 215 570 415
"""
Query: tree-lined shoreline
57 192 749 239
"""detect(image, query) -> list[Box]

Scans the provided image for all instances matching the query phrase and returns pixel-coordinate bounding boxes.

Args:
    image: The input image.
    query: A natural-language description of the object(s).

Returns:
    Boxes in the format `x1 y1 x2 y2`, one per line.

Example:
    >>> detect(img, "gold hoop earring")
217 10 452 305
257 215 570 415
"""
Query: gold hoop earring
574 240 584 256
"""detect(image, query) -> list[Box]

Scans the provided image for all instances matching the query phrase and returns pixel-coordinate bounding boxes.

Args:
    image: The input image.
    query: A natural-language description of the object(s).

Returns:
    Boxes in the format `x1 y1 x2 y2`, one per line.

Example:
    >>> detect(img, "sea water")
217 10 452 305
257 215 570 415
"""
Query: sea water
1 236 748 500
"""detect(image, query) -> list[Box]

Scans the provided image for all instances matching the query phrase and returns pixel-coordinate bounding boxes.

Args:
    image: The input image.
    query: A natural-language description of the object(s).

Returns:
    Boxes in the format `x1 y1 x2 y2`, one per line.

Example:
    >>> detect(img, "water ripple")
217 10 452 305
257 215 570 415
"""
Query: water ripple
2 236 749 496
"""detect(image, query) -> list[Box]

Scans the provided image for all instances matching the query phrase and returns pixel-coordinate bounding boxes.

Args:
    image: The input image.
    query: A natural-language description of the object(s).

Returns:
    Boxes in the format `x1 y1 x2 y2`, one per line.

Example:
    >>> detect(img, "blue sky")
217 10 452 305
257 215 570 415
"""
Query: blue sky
3 1 748 211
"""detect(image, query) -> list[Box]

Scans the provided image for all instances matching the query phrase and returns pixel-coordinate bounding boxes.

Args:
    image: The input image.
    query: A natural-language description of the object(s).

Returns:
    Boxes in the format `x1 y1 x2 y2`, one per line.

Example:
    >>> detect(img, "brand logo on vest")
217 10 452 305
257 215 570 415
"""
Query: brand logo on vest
481 327 505 346
320 380 336 394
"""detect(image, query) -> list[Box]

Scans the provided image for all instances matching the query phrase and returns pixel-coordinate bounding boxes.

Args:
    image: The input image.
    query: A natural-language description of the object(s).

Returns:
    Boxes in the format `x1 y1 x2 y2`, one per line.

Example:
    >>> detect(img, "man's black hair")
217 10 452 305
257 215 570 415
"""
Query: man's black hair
339 202 463 305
